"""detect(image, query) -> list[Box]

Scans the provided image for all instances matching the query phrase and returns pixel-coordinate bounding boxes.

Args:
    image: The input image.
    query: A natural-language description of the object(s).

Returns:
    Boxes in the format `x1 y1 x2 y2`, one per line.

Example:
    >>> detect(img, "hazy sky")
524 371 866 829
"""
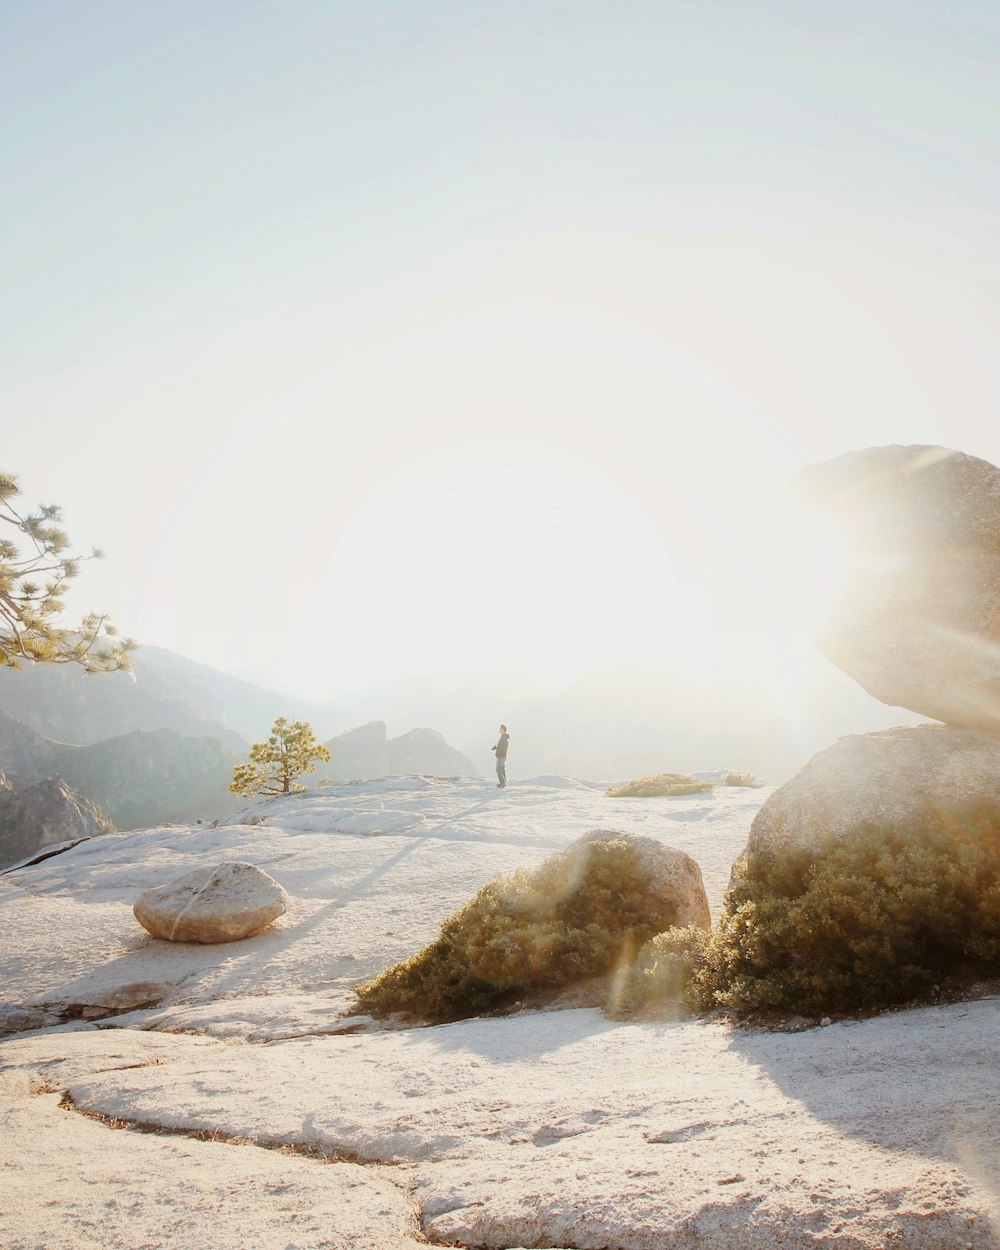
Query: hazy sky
3 1 999 699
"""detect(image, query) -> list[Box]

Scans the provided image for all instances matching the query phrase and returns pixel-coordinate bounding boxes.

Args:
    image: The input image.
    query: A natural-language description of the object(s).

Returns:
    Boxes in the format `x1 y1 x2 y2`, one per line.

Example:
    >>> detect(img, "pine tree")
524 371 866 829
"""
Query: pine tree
0 472 136 671
229 717 331 797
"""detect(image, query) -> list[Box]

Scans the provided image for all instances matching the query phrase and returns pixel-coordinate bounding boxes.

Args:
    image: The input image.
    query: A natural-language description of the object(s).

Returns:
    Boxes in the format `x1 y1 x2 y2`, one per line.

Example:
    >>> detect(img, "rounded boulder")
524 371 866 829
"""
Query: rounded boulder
568 830 711 931
133 861 288 944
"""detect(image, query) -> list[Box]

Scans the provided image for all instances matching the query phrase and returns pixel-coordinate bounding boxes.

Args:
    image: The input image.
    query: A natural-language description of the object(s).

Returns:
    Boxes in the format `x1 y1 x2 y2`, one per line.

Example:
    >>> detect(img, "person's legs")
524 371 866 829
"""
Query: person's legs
496 756 506 787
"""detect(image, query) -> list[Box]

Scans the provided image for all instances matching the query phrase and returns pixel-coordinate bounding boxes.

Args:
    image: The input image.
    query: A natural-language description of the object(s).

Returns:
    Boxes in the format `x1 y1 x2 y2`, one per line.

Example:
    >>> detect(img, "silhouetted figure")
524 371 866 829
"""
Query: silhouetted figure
492 724 509 788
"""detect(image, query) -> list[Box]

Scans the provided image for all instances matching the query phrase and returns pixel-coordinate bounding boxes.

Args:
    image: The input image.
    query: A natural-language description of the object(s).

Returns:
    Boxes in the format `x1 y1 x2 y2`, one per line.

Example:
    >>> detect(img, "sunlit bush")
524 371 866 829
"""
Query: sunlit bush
607 772 714 798
724 770 764 788
611 924 716 1017
621 799 1000 1018
355 838 689 1024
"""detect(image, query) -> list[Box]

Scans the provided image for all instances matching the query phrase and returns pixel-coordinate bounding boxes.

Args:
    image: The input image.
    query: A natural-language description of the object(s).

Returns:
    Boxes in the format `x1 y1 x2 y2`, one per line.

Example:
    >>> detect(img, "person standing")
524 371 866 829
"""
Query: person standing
492 724 509 788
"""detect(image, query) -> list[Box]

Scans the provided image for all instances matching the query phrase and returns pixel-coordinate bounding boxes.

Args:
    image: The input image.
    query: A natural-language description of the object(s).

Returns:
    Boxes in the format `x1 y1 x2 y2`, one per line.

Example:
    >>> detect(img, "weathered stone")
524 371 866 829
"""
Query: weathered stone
0 1002 60 1038
740 723 1000 864
795 444 1000 730
133 861 288 944
64 980 173 1016
570 830 711 930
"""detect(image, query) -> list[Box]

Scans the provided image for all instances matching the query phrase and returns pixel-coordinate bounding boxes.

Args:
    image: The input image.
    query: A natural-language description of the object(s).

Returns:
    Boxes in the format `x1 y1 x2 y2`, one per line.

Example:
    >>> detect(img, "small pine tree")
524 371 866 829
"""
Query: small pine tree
230 717 331 797
0 471 136 671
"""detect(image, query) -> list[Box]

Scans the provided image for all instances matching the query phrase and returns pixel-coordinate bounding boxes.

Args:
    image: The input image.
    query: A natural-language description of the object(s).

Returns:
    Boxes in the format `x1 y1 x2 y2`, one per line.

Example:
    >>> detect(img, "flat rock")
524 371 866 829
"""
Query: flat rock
64 980 174 1018
795 444 1000 729
0 1002 61 1039
133 861 288 944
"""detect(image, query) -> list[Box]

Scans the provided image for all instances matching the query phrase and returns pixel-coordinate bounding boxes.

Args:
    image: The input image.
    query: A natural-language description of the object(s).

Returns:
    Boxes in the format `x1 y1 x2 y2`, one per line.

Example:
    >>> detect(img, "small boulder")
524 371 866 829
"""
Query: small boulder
569 830 710 930
795 444 1000 730
134 861 288 944
357 830 710 1024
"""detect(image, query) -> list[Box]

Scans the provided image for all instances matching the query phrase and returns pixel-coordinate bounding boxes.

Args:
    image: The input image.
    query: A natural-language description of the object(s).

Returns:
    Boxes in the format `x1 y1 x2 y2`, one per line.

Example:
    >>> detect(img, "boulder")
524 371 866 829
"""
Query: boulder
720 723 1000 1013
569 830 711 930
741 723 1000 862
133 861 288 943
0 778 114 871
357 829 710 1023
794 444 1000 730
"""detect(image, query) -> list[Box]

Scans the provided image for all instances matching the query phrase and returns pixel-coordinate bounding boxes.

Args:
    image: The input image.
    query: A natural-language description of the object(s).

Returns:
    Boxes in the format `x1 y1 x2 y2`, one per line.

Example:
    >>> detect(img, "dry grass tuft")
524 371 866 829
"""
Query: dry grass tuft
607 772 714 798
724 770 764 788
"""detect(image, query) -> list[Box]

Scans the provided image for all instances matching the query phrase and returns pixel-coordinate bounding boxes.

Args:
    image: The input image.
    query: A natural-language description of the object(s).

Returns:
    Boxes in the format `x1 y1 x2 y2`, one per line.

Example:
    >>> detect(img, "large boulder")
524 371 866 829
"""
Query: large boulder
133 861 288 943
720 724 1000 1013
0 778 114 871
795 444 1000 730
741 723 1000 860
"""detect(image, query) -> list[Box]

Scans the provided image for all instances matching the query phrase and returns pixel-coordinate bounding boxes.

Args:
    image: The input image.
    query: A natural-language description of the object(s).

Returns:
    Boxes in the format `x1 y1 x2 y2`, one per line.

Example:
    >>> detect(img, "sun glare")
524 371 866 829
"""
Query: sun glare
302 469 685 689
286 460 860 701
751 487 853 637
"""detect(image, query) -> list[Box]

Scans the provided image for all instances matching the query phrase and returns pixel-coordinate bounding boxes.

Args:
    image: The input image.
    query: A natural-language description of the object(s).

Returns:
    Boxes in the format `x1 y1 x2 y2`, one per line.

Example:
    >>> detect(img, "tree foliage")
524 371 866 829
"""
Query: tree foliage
0 472 136 671
229 717 331 797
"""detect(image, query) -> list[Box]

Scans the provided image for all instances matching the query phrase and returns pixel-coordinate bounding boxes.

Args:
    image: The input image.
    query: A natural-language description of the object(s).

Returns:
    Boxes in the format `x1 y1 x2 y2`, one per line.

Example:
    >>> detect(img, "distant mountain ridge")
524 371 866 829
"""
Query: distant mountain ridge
0 710 239 830
0 651 481 829
0 645 332 749
321 722 477 782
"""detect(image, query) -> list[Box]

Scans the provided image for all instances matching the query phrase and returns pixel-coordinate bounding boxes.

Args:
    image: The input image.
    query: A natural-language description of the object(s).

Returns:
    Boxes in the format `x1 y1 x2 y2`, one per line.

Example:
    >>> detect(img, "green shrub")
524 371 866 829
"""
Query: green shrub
622 799 1000 1019
610 924 717 1017
356 839 687 1024
724 770 764 788
607 772 714 798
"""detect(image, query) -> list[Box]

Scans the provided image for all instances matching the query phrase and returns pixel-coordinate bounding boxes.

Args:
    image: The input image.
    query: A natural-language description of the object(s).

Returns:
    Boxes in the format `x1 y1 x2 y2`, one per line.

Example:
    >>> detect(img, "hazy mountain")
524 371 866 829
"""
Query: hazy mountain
0 646 334 751
0 778 114 871
320 722 477 782
388 727 477 778
51 729 241 829
317 670 554 771
0 710 61 783
0 711 239 830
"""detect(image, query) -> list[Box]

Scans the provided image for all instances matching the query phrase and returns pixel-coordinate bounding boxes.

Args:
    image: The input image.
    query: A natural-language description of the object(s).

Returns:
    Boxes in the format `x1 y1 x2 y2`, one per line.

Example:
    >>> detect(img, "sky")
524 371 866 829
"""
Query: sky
3 0 1000 702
